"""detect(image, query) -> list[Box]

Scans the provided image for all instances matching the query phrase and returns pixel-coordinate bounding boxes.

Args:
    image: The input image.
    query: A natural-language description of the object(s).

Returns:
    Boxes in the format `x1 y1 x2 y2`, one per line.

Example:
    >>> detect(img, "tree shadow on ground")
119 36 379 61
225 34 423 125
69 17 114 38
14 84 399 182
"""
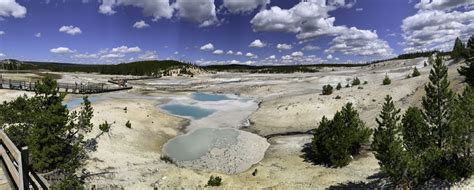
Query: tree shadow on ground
300 142 318 165
326 172 389 190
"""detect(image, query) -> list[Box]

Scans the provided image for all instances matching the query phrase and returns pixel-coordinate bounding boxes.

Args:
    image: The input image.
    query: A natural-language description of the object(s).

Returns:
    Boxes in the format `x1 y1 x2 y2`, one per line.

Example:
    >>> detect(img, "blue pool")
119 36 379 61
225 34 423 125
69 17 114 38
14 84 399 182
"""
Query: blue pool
160 104 216 119
192 92 232 101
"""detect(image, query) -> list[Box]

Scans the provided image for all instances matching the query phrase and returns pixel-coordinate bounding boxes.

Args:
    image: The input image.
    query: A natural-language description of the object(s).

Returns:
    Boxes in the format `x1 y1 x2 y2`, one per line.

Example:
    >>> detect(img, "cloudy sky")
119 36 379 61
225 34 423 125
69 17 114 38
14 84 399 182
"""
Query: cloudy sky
0 0 472 65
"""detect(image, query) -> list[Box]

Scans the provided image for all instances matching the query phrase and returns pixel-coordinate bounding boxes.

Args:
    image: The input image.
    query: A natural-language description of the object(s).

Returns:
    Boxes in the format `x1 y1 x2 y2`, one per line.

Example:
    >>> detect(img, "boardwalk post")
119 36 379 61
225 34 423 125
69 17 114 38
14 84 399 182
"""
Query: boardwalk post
19 147 29 190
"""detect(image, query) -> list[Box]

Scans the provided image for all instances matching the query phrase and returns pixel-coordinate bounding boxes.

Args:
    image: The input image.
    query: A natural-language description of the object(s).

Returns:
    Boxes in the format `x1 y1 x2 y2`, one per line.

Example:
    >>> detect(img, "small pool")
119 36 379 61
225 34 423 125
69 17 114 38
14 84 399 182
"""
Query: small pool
163 128 239 162
64 97 97 109
192 92 232 101
160 104 216 119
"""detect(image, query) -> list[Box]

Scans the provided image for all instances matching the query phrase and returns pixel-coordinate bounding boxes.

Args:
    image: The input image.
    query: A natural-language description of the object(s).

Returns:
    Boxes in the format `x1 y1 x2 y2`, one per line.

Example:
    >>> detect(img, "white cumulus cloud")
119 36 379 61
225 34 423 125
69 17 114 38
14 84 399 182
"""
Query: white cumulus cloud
250 0 393 58
0 31 4 35
0 0 27 18
99 0 173 21
34 33 41 38
213 49 224 55
326 27 394 57
416 0 472 11
226 50 234 54
222 0 269 13
174 0 218 27
291 51 304 57
249 39 266 48
200 43 215 51
133 20 150 29
50 47 75 54
402 1 474 52
276 43 292 50
111 46 142 53
59 25 82 35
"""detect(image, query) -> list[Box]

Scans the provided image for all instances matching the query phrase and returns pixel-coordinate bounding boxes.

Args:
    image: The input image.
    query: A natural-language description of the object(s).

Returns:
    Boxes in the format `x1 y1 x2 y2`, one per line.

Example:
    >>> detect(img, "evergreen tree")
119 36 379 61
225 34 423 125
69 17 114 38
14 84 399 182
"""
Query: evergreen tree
412 67 420 77
458 35 474 87
383 74 391 85
311 103 371 167
372 95 407 185
336 82 342 90
452 37 466 60
322 84 333 95
452 87 474 159
352 77 361 86
422 55 455 148
402 107 432 153
0 76 108 188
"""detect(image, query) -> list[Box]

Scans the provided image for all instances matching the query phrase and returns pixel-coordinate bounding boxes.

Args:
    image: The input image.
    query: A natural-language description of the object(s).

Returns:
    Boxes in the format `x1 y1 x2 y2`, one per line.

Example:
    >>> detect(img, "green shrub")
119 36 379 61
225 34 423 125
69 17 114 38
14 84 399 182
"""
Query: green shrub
335 95 341 99
99 121 111 133
125 120 132 129
206 176 222 187
363 81 368 85
352 77 361 86
160 155 174 164
412 67 420 77
322 84 333 95
311 103 372 167
345 84 350 88
336 83 342 90
383 75 391 85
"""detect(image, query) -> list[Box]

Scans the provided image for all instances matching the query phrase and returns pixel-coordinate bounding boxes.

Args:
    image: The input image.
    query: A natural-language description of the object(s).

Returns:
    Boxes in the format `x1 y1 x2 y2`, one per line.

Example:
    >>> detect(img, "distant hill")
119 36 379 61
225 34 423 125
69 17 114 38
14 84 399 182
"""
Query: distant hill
1 60 193 76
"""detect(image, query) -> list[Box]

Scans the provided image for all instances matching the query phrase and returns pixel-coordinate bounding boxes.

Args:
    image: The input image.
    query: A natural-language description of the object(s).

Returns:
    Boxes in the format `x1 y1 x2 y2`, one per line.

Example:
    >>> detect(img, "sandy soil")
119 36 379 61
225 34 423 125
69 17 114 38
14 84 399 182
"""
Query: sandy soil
0 58 471 189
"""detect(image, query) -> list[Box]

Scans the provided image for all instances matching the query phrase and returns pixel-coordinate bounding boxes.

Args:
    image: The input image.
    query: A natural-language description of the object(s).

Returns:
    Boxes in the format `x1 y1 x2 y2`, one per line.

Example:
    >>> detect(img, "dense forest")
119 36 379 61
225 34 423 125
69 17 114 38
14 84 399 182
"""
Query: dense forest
0 60 189 76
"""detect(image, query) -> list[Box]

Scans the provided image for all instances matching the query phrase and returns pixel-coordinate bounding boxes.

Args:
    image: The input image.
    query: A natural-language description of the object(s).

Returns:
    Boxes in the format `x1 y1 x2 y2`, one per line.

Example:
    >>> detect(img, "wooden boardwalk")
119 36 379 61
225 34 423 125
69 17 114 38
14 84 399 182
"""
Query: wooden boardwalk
0 79 132 94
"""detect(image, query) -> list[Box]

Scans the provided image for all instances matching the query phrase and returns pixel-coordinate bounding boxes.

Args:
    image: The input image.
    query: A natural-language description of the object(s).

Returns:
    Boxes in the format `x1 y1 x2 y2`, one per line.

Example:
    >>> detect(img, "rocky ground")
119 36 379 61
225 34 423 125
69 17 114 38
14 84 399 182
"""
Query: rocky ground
0 57 471 189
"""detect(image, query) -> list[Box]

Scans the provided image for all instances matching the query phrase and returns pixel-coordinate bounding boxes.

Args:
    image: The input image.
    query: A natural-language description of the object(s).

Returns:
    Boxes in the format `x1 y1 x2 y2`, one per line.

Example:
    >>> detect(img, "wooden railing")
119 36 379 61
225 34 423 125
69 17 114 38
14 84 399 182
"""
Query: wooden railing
0 130 49 189
0 79 132 94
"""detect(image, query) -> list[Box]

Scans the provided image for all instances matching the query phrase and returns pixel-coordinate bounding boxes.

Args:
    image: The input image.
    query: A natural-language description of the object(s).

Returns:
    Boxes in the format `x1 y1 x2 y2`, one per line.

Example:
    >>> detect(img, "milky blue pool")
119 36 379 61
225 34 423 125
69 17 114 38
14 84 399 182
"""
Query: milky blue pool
160 104 216 119
192 92 232 101
163 128 239 162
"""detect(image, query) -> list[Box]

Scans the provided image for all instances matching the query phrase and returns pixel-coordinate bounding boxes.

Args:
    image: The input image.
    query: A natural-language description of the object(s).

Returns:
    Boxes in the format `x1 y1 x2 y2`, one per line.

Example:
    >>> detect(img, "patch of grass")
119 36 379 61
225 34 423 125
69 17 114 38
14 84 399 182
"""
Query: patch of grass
206 176 222 187
160 155 174 164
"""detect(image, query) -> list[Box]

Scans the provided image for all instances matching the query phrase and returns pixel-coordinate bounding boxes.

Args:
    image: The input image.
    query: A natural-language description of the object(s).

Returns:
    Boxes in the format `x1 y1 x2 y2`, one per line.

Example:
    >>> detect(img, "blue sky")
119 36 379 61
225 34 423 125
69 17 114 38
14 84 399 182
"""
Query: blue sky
0 0 472 65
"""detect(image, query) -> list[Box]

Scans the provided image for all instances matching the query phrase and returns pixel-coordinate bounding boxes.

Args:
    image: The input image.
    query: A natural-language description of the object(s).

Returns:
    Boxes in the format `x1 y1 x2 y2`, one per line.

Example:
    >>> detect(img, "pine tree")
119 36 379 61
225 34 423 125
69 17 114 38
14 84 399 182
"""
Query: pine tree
458 35 474 87
452 87 474 158
422 55 455 148
322 84 333 95
0 76 109 188
311 103 371 167
336 83 342 90
352 77 361 86
372 95 407 185
452 37 466 60
383 74 391 85
412 67 420 77
402 107 432 153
